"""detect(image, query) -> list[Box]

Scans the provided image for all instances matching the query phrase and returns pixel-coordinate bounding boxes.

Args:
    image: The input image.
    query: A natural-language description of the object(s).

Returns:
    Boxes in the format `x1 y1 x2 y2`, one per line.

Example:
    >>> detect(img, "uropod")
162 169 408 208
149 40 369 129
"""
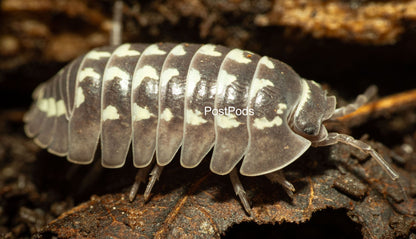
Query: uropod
23 3 401 216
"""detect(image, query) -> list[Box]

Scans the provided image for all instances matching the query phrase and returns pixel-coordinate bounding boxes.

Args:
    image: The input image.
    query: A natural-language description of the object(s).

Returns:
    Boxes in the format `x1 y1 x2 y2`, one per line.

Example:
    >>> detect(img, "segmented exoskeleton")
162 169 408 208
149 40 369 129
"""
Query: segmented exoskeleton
24 42 400 215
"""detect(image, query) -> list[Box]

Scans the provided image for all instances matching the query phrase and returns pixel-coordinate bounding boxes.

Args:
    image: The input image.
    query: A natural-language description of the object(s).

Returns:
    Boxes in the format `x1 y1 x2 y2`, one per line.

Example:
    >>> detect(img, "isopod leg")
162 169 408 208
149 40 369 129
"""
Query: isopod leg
331 85 378 119
230 169 252 216
313 133 399 180
265 171 295 198
129 164 153 201
144 164 164 201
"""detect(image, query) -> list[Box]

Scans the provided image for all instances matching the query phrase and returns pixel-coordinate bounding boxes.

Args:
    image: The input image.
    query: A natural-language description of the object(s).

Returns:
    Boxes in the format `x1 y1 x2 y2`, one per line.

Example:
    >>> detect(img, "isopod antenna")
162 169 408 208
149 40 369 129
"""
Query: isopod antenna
111 0 123 46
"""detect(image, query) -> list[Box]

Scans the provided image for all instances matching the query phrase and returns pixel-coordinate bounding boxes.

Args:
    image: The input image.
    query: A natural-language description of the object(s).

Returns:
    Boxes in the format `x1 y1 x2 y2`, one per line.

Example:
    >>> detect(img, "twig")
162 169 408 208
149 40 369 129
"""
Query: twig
337 89 416 126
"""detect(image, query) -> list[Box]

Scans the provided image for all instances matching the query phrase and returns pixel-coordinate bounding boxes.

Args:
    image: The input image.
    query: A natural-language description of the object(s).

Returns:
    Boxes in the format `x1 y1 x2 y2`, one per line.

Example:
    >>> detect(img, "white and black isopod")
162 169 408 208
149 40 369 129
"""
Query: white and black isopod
23 42 400 215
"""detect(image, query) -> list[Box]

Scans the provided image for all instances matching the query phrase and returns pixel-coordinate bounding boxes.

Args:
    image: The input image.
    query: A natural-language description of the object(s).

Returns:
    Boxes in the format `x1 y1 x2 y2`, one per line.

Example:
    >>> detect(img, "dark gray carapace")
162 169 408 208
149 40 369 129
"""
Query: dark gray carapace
24 43 400 215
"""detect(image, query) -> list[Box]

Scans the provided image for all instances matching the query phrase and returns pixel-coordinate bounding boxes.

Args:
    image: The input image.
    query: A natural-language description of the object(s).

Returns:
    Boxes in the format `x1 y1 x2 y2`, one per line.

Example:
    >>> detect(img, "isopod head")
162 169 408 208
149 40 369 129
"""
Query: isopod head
291 79 336 142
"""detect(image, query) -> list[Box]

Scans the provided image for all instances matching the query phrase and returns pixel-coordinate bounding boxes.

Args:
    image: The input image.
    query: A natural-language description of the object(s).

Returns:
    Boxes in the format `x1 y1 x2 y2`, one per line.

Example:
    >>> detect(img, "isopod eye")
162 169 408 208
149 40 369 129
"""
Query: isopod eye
303 123 318 135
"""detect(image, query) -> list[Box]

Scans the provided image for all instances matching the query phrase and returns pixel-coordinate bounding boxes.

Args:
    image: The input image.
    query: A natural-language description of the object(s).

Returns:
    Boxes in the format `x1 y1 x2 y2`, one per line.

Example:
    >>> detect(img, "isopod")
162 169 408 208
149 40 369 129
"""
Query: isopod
23 1 401 216
23 42 400 215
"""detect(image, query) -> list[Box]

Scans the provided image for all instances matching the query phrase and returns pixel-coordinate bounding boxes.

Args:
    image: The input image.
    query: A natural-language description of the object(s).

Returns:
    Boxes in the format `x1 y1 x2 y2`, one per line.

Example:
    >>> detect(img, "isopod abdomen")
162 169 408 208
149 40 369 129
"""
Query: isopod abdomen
24 43 400 215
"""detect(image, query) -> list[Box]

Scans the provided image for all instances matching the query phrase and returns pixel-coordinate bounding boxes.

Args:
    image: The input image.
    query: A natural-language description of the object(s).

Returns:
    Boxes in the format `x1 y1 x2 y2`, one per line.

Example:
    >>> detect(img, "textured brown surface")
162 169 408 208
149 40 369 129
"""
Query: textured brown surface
30 140 416 238
1 0 416 238
255 0 416 45
2 0 416 70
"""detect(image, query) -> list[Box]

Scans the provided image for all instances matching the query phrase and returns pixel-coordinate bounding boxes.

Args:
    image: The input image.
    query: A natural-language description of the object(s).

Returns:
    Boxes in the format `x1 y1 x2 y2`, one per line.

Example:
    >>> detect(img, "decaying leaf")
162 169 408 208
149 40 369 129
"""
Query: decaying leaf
30 137 416 238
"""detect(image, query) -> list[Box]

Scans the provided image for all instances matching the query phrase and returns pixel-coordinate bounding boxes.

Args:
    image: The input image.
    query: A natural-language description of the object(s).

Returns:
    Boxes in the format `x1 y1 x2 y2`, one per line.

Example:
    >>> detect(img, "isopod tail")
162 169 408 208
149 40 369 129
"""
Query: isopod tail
24 55 84 154
24 82 47 136
32 78 58 148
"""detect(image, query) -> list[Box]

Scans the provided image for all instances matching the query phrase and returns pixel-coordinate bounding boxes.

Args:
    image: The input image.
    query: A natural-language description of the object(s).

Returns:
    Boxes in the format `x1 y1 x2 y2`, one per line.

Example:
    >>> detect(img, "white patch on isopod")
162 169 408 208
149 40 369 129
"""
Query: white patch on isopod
253 116 283 129
186 109 207 125
218 69 237 86
249 78 274 100
160 108 174 121
216 69 237 95
47 98 57 117
132 65 159 90
227 49 252 64
261 57 275 69
171 45 186 56
160 68 179 87
133 103 154 121
55 100 66 117
75 87 85 108
86 50 111 60
276 103 287 114
78 67 100 83
142 44 167 56
294 80 311 117
102 105 120 121
37 98 48 112
186 68 202 97
199 44 222 57
216 114 241 128
113 44 141 57
105 66 130 92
